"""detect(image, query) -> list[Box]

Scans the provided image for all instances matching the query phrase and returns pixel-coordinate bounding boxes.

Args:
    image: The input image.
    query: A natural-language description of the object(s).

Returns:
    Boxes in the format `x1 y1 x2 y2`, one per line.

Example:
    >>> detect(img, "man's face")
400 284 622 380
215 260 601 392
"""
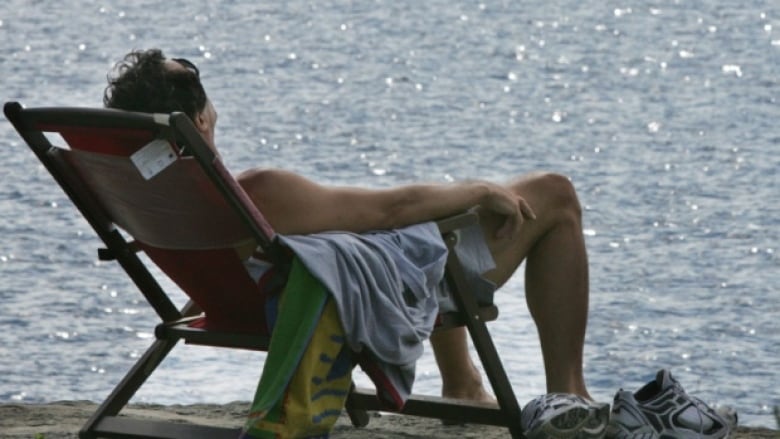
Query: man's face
198 98 219 151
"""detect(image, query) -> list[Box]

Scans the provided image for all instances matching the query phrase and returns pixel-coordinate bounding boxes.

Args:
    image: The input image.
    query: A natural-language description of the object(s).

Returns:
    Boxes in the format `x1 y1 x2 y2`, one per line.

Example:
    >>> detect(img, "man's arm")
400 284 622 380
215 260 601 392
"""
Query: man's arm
237 168 534 236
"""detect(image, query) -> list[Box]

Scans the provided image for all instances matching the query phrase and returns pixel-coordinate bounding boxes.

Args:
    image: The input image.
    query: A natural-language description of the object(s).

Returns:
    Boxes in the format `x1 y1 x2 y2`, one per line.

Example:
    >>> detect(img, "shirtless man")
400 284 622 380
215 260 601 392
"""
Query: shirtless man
104 49 609 438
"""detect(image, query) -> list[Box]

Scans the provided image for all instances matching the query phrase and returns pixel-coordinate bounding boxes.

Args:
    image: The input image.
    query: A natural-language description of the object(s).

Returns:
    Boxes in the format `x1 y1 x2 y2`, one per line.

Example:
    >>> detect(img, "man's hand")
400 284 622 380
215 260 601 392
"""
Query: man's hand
480 183 536 239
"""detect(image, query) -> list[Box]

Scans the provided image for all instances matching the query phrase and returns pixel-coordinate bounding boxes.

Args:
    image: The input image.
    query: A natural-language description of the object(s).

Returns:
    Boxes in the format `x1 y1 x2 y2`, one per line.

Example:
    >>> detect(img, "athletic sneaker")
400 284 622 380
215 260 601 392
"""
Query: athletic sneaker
521 393 610 438
607 369 737 439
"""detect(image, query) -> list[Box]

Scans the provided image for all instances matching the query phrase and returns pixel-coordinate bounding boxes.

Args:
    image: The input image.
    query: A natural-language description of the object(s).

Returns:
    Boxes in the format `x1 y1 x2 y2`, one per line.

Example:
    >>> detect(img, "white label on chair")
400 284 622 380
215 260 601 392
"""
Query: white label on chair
131 139 177 180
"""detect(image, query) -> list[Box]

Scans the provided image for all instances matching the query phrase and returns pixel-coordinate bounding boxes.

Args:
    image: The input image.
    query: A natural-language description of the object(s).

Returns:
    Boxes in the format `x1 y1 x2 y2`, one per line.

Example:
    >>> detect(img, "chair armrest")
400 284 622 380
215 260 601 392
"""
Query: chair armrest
435 211 479 233
97 240 140 261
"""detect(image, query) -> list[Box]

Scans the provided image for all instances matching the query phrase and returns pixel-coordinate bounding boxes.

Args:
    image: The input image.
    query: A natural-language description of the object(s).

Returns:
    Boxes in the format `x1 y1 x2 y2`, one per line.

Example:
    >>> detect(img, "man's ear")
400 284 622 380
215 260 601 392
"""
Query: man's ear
193 111 208 133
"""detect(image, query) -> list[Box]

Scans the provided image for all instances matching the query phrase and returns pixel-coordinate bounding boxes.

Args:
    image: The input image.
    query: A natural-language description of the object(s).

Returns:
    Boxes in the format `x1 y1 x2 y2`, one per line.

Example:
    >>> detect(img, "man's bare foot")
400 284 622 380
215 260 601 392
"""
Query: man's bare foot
440 384 498 426
442 385 497 404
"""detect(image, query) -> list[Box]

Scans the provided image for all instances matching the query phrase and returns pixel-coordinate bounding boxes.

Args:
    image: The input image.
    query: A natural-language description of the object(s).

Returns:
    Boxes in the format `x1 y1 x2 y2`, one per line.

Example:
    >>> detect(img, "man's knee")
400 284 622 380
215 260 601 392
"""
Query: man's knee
519 172 582 220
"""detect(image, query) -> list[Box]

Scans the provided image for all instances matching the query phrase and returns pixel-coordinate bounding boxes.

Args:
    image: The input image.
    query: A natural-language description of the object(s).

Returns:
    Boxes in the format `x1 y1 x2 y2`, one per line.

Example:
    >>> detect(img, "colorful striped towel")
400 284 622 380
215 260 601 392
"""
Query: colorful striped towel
240 257 353 439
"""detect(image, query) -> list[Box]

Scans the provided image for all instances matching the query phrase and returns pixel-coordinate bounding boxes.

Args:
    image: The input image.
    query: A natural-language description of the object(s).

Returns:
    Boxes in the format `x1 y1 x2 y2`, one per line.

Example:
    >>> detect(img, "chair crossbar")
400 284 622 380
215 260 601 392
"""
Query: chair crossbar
89 417 241 439
347 387 509 426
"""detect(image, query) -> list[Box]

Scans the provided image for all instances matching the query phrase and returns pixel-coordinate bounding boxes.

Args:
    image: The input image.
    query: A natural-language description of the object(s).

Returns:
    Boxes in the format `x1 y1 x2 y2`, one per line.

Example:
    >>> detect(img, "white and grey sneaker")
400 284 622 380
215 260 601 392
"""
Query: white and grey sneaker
607 369 737 439
521 393 610 438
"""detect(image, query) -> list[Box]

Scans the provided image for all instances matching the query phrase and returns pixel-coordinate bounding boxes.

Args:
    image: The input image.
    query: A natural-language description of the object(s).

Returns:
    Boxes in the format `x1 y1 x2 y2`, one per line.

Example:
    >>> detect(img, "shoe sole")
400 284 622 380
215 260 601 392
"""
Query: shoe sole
606 424 734 439
526 403 611 439
605 423 659 439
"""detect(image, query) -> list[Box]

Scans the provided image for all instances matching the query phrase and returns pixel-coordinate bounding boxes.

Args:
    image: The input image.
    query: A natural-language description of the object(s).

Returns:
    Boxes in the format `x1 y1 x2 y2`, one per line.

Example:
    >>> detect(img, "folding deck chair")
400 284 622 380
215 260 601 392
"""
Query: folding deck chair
4 101 524 438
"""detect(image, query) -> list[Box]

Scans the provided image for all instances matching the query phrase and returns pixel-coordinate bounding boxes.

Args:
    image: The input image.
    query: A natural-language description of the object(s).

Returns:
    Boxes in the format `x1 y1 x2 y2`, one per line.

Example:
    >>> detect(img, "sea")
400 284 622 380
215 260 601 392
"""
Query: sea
0 0 778 429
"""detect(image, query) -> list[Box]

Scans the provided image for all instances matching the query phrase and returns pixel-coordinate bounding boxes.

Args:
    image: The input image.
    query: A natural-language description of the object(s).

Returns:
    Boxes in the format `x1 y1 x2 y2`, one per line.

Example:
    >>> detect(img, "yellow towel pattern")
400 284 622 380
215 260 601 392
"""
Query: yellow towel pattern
242 258 352 439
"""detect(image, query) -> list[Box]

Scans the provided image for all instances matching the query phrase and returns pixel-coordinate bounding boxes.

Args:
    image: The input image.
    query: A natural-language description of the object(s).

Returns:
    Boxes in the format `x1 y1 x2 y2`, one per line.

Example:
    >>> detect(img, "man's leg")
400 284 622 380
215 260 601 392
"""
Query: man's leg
516 173 590 398
432 172 591 399
429 326 494 402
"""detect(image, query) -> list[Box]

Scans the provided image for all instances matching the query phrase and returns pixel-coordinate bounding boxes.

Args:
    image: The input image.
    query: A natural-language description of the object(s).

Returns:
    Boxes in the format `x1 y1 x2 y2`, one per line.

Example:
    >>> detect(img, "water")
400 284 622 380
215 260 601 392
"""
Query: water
1 0 778 429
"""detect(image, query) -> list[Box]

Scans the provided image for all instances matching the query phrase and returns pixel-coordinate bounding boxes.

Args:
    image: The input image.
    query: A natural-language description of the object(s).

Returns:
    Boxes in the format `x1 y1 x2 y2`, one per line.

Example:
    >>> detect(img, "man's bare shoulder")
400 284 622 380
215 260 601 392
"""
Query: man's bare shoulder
237 167 292 185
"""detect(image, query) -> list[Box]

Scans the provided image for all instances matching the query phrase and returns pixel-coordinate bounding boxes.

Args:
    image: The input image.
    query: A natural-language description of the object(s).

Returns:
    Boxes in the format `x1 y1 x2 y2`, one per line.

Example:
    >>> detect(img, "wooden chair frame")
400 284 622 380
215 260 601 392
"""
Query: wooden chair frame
4 101 524 438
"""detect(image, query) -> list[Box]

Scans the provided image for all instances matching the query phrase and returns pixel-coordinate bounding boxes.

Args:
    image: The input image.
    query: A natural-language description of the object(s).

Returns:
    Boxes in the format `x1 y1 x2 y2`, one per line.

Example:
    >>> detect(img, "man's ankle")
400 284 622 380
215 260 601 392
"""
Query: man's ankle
441 376 495 403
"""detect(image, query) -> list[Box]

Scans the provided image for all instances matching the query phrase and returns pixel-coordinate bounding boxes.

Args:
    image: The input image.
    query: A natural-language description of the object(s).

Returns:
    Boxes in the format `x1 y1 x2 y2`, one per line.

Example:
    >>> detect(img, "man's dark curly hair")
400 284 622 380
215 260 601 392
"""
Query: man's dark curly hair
104 49 207 121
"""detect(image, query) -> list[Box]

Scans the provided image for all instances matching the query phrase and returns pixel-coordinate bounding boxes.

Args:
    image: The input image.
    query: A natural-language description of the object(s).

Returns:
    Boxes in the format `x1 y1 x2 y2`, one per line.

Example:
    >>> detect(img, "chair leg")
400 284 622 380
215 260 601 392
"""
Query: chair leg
467 316 525 438
443 236 525 438
345 382 370 427
79 337 179 438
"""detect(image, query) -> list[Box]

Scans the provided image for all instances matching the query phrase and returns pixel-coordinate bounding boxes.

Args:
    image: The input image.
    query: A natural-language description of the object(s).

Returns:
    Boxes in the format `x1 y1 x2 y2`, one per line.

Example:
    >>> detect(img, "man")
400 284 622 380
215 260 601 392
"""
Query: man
104 49 607 437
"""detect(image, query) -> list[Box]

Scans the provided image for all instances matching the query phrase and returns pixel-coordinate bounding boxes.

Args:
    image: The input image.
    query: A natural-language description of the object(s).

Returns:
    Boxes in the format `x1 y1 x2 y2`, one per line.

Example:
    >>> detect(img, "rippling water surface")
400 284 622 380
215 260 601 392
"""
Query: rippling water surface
1 0 778 428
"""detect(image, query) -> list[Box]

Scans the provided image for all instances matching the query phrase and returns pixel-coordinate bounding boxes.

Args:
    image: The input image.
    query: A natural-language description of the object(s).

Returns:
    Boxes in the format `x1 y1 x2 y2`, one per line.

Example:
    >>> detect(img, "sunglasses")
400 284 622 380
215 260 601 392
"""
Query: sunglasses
172 58 200 78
